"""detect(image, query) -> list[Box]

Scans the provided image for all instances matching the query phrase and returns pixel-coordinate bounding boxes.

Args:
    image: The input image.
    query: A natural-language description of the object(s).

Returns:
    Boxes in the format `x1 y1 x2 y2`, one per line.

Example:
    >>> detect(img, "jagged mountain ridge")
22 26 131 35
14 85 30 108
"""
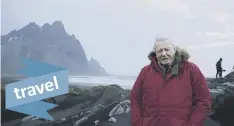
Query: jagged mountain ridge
1 21 107 76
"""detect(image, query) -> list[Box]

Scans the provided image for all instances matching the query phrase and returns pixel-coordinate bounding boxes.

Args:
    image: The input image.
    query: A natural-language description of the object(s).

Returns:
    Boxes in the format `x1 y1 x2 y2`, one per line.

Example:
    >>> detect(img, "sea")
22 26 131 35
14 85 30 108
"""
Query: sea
69 76 233 94
69 76 137 90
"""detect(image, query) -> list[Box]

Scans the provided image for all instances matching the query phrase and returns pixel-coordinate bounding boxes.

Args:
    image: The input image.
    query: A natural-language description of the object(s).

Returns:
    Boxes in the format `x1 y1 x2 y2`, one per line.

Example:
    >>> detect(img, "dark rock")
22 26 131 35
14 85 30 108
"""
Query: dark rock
209 83 234 126
96 113 220 126
225 71 234 82
207 71 234 126
1 84 129 126
97 113 131 126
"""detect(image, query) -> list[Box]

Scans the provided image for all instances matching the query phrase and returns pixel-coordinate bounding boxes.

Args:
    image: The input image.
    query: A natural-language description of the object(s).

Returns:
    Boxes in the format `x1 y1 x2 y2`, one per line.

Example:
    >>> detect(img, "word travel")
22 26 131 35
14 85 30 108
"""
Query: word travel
13 76 59 99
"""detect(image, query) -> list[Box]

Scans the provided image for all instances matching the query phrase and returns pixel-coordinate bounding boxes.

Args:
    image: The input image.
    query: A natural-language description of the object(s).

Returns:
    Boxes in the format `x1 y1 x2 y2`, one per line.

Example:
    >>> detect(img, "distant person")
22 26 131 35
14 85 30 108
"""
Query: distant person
130 38 212 126
216 58 223 78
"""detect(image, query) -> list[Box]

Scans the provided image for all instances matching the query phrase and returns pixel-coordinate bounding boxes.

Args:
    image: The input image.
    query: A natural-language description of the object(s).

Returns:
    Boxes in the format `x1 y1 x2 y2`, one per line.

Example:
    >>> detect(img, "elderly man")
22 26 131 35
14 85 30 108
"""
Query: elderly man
130 38 212 126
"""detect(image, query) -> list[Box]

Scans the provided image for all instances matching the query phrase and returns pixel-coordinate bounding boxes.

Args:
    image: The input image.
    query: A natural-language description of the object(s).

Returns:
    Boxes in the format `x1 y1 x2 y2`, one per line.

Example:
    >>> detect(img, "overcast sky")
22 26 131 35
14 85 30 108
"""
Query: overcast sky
1 0 234 77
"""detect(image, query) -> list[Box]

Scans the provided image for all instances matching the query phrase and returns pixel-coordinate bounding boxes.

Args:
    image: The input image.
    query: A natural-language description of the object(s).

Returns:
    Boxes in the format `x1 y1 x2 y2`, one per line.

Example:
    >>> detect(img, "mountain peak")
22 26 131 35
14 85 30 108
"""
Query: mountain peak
51 20 66 33
1 21 108 76
23 22 40 30
8 22 41 37
40 21 67 37
42 23 51 28
52 20 64 27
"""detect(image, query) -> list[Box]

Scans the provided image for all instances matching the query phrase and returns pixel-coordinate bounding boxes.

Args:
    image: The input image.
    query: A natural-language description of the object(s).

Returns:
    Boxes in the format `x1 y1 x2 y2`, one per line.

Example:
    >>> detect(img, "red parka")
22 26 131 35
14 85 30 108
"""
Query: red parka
130 50 212 126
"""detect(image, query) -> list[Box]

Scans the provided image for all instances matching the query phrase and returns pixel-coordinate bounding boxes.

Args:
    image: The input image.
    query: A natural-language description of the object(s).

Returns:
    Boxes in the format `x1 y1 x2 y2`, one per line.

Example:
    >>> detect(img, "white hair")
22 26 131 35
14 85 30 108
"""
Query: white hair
153 37 175 50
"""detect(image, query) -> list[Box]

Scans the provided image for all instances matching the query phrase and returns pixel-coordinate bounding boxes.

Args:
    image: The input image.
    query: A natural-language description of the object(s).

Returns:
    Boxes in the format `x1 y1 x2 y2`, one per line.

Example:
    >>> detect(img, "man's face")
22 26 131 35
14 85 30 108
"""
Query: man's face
155 41 176 65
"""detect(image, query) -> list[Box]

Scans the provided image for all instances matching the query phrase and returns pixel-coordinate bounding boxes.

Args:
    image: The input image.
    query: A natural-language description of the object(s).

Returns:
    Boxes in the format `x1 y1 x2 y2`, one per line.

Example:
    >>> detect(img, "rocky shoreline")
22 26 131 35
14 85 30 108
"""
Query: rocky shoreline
1 84 131 126
1 72 234 126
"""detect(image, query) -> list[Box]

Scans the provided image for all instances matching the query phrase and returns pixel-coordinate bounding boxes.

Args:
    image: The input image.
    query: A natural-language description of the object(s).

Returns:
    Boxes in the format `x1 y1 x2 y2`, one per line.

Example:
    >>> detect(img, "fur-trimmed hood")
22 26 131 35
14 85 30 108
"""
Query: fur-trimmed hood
148 46 190 61
147 46 191 75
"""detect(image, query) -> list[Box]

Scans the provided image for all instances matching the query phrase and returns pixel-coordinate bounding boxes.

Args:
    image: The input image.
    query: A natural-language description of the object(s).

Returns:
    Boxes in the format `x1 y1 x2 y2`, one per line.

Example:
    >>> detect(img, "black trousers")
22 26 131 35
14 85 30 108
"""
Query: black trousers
216 68 222 78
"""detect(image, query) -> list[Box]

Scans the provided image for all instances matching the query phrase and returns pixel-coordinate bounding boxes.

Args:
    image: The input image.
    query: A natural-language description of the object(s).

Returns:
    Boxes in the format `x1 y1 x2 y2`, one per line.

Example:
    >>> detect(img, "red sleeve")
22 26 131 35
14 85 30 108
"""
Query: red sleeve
130 67 146 126
188 63 212 125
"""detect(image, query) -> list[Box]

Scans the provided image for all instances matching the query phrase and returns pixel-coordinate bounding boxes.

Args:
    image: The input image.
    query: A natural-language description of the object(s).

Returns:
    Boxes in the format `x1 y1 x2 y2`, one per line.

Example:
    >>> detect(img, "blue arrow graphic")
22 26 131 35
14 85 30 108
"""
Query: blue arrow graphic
9 101 57 120
5 57 69 121
18 57 65 77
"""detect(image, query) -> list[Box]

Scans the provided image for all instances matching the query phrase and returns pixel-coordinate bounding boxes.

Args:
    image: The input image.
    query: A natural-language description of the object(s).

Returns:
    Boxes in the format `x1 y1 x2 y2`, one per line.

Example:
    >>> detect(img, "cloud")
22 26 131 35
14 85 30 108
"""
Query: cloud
205 32 234 39
196 32 234 39
145 0 189 12
212 12 232 24
187 42 234 49
184 15 196 20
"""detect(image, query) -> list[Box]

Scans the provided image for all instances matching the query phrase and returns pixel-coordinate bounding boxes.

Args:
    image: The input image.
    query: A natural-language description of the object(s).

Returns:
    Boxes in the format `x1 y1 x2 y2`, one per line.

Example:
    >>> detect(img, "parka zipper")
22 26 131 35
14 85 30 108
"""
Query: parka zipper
160 73 172 89
157 73 174 101
152 64 174 100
